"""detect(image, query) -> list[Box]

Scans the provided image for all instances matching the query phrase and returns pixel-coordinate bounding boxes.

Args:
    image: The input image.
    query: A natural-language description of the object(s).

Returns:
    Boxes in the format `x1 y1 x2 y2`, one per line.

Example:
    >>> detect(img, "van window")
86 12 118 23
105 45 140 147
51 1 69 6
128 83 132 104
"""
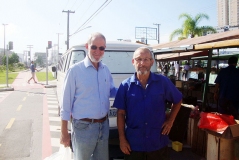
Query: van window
69 51 86 67
58 55 66 72
102 51 135 73
63 53 71 72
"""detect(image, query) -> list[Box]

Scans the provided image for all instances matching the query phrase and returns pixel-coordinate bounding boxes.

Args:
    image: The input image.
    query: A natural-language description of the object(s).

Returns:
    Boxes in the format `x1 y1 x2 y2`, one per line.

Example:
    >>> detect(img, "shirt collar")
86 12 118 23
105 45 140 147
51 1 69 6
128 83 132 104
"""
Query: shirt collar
130 72 159 85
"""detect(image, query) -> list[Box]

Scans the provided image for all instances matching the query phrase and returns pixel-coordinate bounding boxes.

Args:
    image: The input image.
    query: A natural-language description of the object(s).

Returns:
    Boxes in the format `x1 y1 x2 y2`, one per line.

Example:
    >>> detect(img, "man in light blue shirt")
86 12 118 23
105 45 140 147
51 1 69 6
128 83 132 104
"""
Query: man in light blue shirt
60 32 117 160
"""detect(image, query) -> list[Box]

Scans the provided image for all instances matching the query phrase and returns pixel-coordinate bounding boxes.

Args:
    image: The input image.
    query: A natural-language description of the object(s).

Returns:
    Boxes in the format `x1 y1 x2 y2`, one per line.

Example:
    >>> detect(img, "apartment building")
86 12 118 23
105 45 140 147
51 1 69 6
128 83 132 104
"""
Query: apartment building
217 0 239 27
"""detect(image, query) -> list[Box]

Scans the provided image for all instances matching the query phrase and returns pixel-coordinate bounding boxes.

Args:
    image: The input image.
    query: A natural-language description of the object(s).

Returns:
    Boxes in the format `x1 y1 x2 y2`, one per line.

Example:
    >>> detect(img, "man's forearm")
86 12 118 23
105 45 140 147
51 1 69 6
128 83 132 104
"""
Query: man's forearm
117 110 126 141
168 100 182 122
61 120 69 134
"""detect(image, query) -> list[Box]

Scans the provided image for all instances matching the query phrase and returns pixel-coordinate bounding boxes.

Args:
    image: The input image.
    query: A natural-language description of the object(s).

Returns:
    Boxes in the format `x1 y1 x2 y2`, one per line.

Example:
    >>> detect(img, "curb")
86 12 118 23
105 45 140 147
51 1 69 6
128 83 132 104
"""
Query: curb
44 85 57 88
0 87 14 92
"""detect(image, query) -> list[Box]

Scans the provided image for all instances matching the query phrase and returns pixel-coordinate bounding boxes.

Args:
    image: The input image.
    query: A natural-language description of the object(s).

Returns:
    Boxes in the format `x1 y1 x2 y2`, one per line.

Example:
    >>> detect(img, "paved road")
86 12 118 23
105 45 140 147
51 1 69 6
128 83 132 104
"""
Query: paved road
0 71 61 160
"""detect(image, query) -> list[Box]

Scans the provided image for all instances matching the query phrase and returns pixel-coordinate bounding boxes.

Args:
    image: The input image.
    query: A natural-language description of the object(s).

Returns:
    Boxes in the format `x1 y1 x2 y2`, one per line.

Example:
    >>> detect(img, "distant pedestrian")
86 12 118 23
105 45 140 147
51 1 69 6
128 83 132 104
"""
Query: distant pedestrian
28 61 38 83
170 63 175 76
182 61 190 81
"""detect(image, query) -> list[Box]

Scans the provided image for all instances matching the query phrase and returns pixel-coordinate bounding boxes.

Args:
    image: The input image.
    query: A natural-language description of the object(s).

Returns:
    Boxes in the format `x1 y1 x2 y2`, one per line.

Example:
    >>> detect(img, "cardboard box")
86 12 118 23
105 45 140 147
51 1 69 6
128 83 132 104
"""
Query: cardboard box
205 120 239 160
207 133 239 160
205 120 239 139
172 141 183 152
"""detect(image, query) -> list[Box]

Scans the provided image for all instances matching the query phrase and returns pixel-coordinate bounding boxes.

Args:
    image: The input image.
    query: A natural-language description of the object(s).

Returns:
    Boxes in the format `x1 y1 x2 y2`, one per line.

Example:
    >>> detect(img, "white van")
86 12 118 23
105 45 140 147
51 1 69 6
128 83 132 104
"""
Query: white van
53 41 158 158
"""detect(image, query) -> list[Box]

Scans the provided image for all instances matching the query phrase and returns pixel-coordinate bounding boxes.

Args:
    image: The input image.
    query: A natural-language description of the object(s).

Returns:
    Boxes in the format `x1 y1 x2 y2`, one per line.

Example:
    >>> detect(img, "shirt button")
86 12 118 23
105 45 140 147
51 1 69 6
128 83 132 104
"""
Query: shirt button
145 123 147 125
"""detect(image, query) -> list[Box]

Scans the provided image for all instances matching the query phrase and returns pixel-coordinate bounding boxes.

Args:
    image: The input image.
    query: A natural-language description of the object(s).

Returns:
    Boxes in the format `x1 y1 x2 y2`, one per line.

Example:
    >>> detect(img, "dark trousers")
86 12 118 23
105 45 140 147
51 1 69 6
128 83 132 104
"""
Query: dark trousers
124 146 169 160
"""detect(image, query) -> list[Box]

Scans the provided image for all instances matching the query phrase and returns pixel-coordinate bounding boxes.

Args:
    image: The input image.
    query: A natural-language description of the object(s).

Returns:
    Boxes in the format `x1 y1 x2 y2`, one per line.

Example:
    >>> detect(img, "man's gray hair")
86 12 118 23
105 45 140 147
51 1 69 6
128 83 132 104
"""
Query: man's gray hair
87 32 106 44
133 47 153 58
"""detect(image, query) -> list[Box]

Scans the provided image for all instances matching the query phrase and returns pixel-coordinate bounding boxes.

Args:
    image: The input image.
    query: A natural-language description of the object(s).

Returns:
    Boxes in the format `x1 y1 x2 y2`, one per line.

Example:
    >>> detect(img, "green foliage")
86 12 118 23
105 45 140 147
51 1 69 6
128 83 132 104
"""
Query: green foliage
0 65 5 72
16 62 25 69
2 56 6 65
0 62 25 73
35 55 44 67
9 53 19 64
0 72 19 84
170 13 217 41
36 72 55 81
1 52 19 65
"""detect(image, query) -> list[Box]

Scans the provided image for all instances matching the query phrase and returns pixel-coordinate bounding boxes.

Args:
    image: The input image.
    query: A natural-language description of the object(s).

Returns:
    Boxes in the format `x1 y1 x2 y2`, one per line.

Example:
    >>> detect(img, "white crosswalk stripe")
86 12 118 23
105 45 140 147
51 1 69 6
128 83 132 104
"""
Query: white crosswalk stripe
45 88 61 153
45 87 73 159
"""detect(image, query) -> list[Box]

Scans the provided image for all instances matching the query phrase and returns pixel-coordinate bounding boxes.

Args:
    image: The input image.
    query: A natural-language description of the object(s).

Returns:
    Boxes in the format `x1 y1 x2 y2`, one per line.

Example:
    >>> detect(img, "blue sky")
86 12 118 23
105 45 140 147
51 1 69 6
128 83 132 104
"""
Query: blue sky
0 0 217 54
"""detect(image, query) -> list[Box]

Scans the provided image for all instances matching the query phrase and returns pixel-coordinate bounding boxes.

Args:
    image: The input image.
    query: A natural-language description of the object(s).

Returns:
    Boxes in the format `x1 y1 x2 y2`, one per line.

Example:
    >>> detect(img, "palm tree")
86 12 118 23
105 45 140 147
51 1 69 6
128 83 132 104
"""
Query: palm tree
169 13 217 41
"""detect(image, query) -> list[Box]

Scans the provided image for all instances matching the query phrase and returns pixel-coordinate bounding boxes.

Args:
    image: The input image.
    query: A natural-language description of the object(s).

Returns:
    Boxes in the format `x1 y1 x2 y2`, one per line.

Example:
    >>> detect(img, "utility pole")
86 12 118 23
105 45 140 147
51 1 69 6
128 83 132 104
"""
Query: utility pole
27 45 33 64
62 10 75 50
153 23 160 44
3 23 8 87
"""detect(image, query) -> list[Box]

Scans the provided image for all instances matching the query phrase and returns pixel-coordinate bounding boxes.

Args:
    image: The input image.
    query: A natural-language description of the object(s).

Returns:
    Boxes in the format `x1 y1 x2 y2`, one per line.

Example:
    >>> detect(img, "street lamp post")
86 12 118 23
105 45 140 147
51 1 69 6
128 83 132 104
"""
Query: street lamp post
3 23 8 87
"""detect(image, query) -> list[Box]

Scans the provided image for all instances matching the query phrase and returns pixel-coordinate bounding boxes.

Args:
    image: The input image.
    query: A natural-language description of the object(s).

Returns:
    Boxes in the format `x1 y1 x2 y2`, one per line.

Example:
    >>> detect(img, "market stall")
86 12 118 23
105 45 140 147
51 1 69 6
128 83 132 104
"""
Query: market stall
151 29 239 159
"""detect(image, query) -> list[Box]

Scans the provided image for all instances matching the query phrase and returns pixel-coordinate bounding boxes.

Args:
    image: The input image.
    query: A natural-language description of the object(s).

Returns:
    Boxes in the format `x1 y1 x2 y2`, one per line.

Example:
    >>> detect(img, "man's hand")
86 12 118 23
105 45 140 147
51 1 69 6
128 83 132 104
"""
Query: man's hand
119 139 131 155
161 119 174 135
60 132 71 147
60 120 70 147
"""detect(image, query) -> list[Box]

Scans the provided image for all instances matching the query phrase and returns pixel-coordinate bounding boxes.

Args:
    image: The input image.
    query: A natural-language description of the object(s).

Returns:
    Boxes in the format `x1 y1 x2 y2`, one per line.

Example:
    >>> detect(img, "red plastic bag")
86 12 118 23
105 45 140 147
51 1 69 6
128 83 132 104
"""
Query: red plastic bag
218 114 236 125
198 112 230 132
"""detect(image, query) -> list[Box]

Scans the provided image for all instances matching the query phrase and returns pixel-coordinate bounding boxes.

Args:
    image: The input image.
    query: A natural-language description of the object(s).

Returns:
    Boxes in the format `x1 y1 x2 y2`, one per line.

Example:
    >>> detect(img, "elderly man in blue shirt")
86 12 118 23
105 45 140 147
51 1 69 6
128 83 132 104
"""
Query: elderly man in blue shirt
113 47 182 160
60 32 117 160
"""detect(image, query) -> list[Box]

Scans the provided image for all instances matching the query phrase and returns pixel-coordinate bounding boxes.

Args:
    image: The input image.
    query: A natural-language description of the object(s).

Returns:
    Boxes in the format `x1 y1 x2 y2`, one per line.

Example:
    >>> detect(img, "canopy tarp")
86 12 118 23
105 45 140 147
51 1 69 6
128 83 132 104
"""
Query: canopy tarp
155 50 209 61
191 53 239 60
152 29 239 54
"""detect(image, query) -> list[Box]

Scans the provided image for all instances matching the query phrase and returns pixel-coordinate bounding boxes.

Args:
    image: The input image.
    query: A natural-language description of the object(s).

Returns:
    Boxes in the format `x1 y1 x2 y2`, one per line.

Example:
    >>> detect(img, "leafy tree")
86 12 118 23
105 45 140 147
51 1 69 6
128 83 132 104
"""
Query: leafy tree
1 53 19 65
9 53 19 64
35 55 44 67
169 13 217 41
2 56 6 65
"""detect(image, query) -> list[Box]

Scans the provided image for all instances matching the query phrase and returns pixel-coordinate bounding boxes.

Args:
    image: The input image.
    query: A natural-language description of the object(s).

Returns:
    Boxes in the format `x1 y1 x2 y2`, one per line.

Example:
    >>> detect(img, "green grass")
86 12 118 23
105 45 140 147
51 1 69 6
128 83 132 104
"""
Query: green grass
36 72 55 81
0 72 19 84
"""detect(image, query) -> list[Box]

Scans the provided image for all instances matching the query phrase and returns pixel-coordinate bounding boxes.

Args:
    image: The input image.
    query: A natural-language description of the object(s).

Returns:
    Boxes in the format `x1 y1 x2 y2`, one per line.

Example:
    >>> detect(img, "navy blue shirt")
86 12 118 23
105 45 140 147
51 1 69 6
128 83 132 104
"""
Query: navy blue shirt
215 66 239 104
113 72 182 152
30 64 35 72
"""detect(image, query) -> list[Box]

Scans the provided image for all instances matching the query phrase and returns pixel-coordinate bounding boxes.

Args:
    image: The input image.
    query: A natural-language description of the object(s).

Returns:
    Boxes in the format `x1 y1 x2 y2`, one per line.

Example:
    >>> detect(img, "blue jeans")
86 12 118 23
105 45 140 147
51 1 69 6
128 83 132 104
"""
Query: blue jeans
72 118 109 160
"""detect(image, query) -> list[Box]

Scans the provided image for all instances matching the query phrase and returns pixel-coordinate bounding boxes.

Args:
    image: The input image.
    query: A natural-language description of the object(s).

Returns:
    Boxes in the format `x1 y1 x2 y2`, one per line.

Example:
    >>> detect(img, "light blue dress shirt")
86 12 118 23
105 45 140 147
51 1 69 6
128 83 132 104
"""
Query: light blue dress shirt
60 56 117 121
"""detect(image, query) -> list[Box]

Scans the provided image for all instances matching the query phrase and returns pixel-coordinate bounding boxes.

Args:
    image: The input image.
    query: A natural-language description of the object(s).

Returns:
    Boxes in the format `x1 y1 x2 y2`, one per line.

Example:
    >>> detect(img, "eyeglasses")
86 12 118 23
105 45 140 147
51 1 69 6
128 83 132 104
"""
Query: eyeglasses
90 45 105 51
134 58 152 63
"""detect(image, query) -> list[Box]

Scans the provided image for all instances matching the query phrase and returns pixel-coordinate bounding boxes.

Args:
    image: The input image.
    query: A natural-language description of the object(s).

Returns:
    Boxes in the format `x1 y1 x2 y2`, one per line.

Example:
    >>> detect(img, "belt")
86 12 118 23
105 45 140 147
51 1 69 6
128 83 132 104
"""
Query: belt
80 115 107 123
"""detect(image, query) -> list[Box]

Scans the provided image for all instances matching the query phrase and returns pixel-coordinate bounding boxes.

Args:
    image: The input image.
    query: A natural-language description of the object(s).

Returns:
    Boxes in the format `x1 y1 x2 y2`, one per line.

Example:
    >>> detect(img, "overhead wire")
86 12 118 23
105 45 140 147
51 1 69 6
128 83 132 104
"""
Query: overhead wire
71 0 95 31
70 0 112 38
69 0 79 10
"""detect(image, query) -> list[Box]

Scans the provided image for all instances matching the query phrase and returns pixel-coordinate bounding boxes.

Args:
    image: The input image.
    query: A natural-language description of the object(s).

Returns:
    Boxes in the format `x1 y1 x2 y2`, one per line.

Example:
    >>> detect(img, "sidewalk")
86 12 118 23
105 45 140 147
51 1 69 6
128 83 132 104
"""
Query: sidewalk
0 71 57 92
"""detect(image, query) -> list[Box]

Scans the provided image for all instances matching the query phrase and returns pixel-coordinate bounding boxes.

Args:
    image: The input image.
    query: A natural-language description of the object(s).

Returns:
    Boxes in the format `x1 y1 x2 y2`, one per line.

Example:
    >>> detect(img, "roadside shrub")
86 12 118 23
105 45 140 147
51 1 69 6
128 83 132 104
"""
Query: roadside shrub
0 65 5 72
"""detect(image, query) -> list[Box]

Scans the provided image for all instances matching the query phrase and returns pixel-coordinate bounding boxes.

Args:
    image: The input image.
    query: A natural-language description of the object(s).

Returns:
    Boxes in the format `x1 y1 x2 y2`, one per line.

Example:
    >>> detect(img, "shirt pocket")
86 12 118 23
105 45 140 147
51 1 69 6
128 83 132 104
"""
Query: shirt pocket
150 93 165 112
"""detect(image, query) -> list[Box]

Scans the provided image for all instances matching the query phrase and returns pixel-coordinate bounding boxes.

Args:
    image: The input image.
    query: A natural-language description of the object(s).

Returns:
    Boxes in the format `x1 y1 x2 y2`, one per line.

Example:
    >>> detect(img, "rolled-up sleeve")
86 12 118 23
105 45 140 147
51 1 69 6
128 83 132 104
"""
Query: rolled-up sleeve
60 68 76 121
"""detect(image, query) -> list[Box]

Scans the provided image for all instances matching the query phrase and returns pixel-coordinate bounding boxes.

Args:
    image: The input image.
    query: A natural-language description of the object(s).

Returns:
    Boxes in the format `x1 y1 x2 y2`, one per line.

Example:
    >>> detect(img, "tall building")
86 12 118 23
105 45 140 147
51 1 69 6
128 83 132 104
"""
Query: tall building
217 0 239 27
